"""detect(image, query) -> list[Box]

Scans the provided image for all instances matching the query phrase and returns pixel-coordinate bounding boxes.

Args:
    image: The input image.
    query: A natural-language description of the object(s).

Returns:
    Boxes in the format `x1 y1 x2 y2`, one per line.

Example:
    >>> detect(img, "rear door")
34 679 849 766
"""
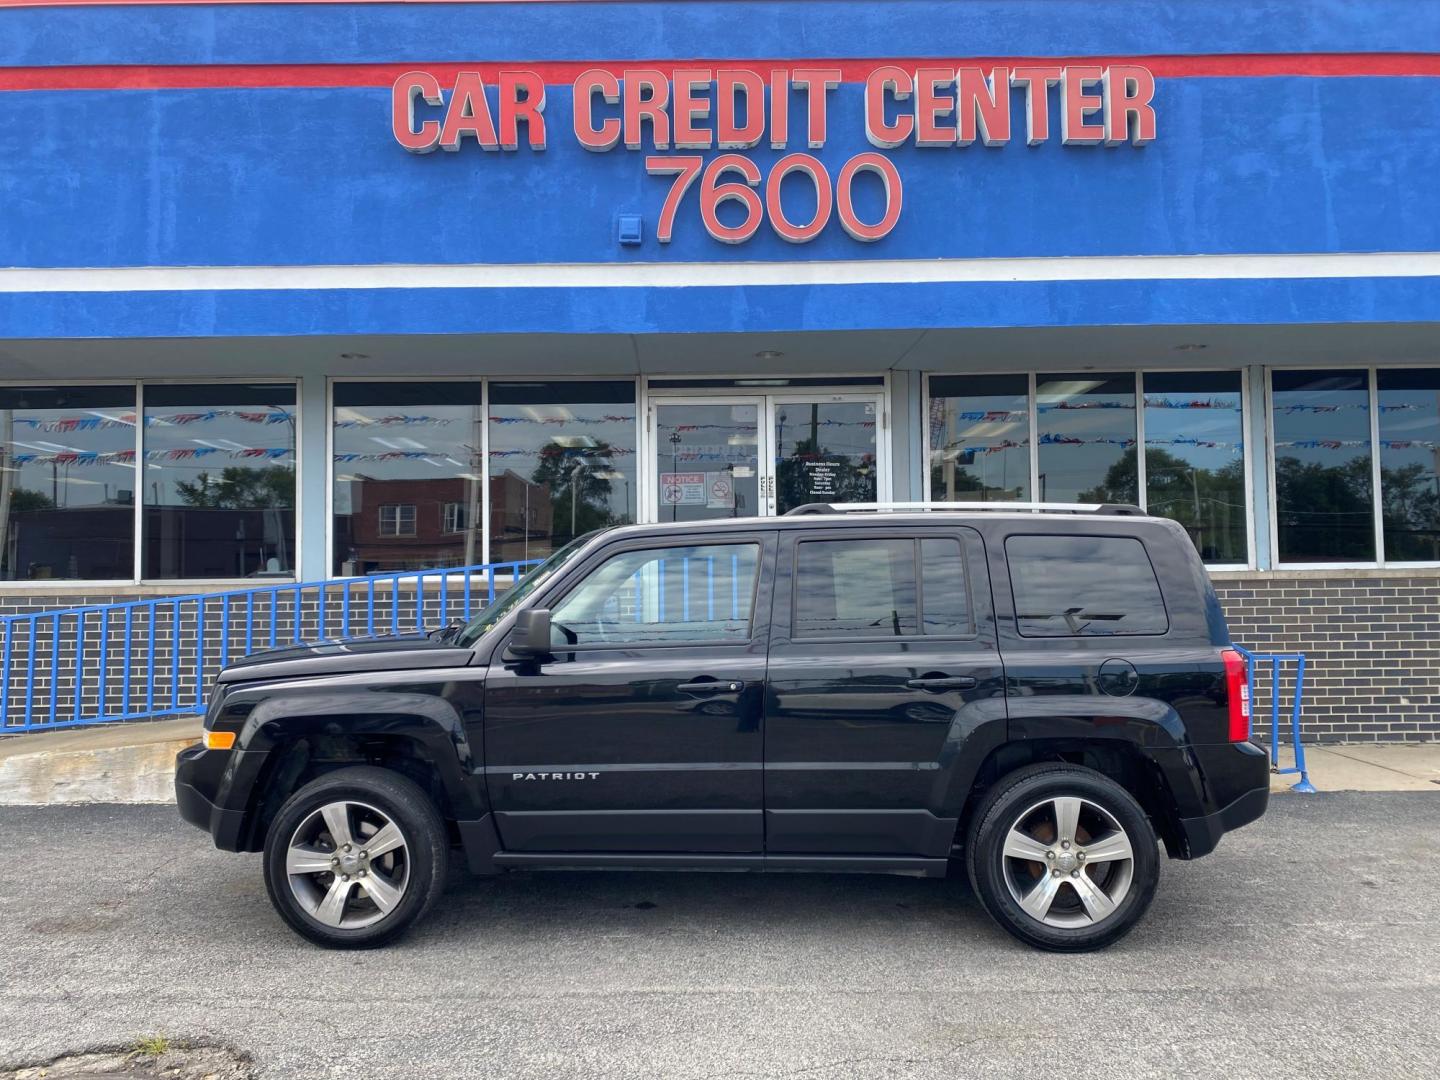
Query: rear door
483 532 776 853
763 525 1005 856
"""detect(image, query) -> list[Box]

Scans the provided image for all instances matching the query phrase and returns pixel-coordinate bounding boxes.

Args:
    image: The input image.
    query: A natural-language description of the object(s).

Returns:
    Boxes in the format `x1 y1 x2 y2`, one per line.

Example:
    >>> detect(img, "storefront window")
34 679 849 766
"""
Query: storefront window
0 385 136 580
927 375 1029 501
1378 369 1440 562
1272 370 1373 563
488 381 636 563
1143 372 1248 564
1036 374 1137 504
143 384 295 579
332 382 485 575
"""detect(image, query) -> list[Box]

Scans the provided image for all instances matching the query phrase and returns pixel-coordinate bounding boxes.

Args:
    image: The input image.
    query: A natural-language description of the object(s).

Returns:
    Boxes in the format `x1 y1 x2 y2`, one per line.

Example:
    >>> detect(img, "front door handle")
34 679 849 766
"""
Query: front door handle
905 676 977 692
678 679 745 694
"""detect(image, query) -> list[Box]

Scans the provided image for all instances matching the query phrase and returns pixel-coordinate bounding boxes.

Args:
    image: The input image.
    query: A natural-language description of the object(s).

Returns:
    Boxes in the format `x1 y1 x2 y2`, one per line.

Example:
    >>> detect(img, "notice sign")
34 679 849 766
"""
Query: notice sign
660 472 707 506
803 460 841 498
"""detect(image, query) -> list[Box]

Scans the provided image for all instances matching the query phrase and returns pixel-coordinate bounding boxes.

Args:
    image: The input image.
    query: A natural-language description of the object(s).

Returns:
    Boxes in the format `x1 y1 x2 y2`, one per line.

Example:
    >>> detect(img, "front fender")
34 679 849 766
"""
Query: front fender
219 669 488 823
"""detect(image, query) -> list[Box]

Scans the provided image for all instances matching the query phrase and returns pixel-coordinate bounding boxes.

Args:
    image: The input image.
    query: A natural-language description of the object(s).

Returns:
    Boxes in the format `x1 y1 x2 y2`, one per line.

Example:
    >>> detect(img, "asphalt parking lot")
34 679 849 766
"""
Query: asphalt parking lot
1 794 1437 1079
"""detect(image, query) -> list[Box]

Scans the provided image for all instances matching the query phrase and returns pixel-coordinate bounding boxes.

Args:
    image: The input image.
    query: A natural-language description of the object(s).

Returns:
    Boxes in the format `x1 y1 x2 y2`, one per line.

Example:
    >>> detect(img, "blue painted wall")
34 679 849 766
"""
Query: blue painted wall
4 76 1439 269
3 0 1440 338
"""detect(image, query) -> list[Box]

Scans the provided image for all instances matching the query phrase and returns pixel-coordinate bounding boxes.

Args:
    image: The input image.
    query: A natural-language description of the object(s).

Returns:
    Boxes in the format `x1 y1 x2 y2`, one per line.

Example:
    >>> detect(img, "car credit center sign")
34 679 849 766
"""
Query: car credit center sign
391 64 1156 244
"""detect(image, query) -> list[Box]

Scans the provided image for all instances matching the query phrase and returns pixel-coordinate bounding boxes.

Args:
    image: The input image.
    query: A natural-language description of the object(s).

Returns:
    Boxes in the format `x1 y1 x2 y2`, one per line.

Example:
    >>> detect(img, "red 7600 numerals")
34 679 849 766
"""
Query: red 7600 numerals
646 152 903 244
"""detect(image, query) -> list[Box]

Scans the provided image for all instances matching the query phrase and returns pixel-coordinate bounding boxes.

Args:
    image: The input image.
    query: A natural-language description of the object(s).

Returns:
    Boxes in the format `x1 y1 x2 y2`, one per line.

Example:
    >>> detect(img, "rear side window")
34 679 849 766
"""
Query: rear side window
1006 535 1168 637
794 536 972 638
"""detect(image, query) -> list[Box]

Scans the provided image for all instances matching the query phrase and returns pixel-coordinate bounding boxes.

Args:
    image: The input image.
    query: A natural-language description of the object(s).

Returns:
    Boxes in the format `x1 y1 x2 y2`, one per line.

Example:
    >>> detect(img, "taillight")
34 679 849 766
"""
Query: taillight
1222 648 1251 742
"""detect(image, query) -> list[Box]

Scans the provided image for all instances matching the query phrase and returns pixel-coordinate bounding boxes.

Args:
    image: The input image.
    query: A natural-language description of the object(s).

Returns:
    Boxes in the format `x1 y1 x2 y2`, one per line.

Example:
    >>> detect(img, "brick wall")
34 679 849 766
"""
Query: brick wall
1215 572 1440 744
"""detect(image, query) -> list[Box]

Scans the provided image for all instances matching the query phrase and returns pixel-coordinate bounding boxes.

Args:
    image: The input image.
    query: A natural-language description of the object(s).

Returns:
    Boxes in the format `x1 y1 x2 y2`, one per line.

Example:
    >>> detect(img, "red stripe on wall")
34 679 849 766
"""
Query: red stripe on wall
2 54 1439 91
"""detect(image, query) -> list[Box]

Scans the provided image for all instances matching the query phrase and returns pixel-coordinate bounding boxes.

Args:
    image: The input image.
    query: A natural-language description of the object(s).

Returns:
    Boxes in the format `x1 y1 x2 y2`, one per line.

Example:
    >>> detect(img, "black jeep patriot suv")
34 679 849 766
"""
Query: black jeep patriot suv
176 504 1268 952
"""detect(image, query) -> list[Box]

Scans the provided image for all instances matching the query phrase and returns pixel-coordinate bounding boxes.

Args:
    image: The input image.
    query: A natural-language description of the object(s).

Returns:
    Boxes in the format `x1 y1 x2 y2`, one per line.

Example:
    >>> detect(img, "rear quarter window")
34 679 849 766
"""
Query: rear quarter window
1006 534 1169 637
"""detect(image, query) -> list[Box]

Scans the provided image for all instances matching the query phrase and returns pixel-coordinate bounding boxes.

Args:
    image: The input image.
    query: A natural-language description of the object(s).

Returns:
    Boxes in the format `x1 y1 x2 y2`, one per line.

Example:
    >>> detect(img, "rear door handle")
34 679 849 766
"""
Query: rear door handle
905 676 977 691
678 680 745 694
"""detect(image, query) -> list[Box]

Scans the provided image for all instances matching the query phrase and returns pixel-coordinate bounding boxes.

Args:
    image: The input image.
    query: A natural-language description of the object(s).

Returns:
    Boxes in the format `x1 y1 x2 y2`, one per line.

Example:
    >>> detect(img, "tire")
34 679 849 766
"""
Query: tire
965 763 1159 952
262 766 449 949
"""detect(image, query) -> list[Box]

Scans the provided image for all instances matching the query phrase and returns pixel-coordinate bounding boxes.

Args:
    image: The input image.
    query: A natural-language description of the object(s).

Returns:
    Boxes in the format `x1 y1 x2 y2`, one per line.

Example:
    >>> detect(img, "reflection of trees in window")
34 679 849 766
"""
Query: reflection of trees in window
1381 463 1440 561
176 466 294 509
777 435 875 509
1274 455 1373 562
531 442 626 538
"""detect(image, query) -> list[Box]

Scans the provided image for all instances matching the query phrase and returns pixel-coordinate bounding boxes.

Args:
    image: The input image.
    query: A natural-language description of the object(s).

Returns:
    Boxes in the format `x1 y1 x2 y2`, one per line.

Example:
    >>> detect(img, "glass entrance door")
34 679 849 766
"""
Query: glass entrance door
652 399 764 522
767 395 881 515
647 391 886 521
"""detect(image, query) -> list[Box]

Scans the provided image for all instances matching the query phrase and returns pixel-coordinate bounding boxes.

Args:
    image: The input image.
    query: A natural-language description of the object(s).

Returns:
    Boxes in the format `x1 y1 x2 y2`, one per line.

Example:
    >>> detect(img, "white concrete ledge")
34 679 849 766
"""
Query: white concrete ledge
0 717 200 805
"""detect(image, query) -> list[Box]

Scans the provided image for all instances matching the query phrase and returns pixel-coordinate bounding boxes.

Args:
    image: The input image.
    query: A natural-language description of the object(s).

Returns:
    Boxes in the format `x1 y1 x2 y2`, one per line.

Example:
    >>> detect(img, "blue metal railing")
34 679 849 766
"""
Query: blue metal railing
1233 644 1315 793
0 560 539 733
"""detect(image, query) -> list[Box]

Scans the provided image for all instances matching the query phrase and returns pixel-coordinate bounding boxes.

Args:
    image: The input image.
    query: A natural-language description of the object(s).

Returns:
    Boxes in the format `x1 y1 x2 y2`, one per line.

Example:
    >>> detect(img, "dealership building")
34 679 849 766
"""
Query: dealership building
2 0 1439 740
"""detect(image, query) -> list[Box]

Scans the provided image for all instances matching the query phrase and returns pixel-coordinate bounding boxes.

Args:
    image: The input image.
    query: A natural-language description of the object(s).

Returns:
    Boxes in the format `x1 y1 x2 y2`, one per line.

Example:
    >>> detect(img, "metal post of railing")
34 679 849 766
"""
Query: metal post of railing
73 612 84 723
122 607 133 717
98 610 109 722
145 601 156 716
1289 656 1315 792
3 620 14 730
49 613 60 725
195 597 206 713
24 620 35 730
220 595 230 669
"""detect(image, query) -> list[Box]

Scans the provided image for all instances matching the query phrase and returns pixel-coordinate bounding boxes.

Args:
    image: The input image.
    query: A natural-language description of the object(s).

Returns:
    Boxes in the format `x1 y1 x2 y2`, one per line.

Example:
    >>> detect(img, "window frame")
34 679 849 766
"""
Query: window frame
922 368 1254 571
1267 363 1440 570
541 537 767 652
788 528 979 644
377 504 417 538
0 376 302 588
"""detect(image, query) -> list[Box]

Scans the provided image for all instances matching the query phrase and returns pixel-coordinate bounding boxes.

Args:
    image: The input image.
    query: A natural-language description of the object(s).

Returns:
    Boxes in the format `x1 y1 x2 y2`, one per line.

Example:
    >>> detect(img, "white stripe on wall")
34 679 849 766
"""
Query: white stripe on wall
2 252 1439 293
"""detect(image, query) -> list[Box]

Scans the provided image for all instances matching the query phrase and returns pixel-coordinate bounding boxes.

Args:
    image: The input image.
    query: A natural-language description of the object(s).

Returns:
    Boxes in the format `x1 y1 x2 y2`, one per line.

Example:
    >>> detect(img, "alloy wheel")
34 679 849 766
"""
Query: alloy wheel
1001 796 1135 929
284 800 411 929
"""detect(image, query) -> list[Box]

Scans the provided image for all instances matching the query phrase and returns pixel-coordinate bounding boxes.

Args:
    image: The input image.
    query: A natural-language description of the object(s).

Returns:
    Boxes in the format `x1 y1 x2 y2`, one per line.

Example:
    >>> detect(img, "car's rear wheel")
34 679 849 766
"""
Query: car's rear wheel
966 764 1159 952
262 766 448 948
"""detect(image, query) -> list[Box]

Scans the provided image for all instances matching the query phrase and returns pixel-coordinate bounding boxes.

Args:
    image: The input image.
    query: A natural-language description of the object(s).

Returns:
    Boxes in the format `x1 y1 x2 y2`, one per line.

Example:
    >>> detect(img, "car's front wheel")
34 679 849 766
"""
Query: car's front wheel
262 766 448 948
966 764 1159 952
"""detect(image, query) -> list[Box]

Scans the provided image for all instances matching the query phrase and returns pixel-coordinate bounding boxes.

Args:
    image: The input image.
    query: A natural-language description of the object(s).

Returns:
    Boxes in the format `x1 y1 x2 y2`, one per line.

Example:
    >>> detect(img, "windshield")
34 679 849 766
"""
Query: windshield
454 534 595 647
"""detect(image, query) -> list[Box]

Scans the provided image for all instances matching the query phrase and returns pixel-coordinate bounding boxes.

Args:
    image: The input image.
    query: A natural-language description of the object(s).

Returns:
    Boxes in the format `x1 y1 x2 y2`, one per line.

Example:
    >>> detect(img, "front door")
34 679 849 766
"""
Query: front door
647 391 886 521
483 533 776 853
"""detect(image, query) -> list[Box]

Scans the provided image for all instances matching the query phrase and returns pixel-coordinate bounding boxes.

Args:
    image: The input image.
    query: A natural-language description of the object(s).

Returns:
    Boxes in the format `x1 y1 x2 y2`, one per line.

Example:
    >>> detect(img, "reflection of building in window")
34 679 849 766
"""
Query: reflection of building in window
443 502 470 534
378 504 417 537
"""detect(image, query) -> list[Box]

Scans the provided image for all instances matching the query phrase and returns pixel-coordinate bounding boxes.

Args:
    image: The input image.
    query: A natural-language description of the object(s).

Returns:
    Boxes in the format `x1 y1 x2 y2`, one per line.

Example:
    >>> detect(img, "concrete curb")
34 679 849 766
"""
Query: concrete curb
0 717 200 805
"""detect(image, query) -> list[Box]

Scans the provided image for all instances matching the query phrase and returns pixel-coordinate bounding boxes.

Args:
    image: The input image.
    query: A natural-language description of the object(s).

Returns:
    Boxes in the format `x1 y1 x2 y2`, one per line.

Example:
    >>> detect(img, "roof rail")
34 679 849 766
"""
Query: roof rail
782 501 1146 517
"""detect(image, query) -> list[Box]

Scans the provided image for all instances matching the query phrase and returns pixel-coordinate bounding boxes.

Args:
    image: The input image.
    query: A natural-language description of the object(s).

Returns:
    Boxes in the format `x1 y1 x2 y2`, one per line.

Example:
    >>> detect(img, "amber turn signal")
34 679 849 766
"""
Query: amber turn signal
203 730 236 750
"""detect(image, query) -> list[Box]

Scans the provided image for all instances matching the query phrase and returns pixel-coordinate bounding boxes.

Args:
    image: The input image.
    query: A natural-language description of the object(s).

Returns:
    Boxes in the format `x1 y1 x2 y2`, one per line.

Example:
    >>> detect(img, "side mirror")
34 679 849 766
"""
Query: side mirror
509 608 552 660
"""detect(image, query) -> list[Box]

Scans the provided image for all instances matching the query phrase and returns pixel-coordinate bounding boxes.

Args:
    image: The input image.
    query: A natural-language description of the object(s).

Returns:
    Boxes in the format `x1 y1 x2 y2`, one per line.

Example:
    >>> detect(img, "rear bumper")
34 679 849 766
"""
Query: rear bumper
1177 784 1269 859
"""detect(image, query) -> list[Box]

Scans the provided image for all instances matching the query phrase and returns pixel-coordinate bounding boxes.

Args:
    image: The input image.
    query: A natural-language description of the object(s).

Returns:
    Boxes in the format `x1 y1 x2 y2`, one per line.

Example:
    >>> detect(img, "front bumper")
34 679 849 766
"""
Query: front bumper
174 743 262 851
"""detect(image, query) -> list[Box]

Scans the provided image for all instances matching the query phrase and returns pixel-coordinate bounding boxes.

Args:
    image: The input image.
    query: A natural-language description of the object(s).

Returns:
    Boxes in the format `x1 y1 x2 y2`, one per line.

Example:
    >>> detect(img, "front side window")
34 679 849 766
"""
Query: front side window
0 385 136 581
1272 370 1373 563
549 543 759 647
1007 535 1168 637
143 383 295 579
